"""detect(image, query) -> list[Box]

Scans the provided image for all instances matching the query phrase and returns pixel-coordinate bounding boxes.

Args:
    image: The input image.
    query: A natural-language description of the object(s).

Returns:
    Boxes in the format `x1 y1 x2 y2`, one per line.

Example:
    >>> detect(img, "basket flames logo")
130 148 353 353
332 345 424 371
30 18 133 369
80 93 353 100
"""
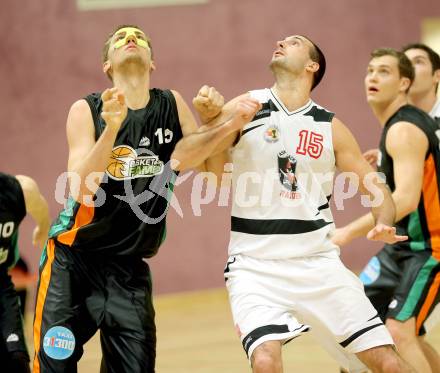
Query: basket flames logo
106 145 164 180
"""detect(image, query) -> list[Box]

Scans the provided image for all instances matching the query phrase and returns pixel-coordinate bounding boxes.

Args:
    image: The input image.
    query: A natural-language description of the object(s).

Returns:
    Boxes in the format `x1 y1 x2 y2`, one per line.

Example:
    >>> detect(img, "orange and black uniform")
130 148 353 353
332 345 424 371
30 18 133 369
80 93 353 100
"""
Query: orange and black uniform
361 105 440 335
0 173 30 373
33 89 182 373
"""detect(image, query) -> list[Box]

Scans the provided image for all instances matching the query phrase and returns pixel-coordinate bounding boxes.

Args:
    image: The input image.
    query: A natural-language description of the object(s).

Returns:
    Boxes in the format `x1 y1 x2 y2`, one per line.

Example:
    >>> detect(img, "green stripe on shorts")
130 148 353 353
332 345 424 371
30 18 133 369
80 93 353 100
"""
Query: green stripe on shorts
396 256 438 320
408 210 425 251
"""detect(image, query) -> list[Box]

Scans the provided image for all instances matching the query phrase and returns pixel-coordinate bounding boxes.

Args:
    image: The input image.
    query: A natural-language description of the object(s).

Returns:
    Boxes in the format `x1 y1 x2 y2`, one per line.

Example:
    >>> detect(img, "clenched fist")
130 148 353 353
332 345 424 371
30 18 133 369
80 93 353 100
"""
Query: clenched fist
228 97 262 132
101 87 128 131
193 85 224 122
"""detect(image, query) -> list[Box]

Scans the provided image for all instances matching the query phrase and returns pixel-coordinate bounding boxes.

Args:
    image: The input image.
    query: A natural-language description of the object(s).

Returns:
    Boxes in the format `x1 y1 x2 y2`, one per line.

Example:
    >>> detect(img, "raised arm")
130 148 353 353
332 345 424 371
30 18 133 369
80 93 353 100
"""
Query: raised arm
331 117 406 245
384 121 427 218
191 90 258 184
66 88 127 201
15 175 50 249
170 90 261 172
197 92 252 155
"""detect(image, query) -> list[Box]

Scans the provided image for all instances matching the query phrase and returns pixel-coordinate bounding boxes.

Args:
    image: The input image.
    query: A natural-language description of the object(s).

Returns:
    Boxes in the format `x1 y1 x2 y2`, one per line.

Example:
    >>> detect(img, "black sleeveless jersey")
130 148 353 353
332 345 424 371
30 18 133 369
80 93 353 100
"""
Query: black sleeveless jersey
49 88 183 258
378 105 440 256
0 173 26 269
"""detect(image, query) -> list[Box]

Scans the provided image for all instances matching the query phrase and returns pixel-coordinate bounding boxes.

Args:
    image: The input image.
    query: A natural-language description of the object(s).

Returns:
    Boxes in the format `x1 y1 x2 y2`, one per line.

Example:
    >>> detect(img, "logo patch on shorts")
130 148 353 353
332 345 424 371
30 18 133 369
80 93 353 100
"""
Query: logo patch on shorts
43 326 75 360
359 256 381 285
6 333 19 343
388 299 398 309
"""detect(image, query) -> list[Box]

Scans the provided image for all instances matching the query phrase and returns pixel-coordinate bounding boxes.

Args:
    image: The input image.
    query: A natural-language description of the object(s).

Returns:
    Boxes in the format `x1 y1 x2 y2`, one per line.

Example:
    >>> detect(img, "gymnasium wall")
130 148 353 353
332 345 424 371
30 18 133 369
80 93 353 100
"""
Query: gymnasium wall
2 0 439 294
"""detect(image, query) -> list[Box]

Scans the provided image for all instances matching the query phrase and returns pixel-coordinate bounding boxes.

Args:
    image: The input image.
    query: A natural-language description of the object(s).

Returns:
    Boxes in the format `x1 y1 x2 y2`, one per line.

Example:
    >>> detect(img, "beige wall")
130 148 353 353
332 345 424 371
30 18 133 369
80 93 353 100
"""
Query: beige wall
2 0 439 294
422 18 440 98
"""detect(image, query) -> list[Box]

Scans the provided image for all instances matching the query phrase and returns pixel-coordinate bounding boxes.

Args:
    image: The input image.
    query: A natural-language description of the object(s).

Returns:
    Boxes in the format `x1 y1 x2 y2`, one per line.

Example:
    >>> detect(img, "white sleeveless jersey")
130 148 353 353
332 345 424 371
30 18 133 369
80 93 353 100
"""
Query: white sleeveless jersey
229 88 338 259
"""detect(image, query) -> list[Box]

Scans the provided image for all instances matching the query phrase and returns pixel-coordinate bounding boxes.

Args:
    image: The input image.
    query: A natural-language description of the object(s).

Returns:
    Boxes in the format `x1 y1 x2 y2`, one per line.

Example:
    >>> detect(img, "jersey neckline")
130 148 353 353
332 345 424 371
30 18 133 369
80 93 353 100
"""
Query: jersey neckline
269 88 313 116
127 89 157 113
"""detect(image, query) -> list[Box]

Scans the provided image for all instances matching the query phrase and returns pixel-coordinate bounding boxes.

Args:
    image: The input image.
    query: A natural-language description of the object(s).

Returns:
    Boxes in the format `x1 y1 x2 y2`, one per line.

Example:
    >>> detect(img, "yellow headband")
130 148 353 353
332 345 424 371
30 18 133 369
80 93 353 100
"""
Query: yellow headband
113 27 149 50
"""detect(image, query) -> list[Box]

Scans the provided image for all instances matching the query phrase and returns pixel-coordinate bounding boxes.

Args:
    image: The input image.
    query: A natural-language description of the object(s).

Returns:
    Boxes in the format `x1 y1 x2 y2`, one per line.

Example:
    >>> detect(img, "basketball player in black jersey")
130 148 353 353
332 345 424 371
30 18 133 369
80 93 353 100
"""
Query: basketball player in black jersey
364 44 440 168
32 24 260 373
361 44 440 373
0 172 49 373
333 49 440 373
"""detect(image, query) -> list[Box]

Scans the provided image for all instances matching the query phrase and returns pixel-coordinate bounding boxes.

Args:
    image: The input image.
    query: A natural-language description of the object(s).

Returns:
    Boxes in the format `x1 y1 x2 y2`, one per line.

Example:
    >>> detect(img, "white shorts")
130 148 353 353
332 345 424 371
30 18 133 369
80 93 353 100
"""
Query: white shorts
224 250 394 372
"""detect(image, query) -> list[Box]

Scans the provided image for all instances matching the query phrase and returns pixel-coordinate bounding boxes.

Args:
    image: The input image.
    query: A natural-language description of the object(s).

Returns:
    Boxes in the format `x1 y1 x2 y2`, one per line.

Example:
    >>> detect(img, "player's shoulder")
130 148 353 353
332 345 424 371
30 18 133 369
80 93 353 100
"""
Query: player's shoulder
15 175 38 194
305 101 335 123
393 105 432 125
0 172 21 193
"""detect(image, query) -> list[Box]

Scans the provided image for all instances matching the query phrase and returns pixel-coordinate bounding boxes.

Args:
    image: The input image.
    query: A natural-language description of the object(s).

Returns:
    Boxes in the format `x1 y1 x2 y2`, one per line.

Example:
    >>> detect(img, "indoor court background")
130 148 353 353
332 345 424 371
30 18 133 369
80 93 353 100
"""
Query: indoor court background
2 0 440 371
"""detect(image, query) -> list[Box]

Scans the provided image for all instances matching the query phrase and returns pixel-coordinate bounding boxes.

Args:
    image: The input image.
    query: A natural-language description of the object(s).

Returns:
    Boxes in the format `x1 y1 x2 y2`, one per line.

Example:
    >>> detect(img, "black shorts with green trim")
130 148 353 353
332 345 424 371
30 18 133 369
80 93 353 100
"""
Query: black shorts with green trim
360 245 440 335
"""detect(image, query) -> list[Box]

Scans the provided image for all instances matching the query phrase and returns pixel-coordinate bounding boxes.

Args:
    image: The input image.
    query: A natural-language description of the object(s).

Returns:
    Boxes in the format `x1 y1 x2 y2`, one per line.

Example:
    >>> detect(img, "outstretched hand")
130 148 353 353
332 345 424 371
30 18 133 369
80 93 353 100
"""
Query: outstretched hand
193 85 224 121
367 223 408 244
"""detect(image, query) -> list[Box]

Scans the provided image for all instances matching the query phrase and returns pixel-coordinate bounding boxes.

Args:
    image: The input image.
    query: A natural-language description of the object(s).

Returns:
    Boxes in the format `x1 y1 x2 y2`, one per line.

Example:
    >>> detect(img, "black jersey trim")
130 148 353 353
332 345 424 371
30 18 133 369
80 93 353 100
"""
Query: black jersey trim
163 89 179 125
269 89 313 116
242 324 309 357
304 106 335 123
367 313 380 322
231 216 332 235
317 201 330 211
339 323 383 348
223 257 236 282
250 100 279 122
84 95 104 140
317 195 332 212
242 123 265 136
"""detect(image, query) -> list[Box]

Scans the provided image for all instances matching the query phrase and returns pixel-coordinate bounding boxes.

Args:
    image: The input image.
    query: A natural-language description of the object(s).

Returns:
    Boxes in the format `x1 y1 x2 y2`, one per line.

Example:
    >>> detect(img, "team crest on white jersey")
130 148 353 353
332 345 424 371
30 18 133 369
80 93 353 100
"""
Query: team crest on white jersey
278 151 302 200
278 150 298 191
264 125 280 143
106 145 164 180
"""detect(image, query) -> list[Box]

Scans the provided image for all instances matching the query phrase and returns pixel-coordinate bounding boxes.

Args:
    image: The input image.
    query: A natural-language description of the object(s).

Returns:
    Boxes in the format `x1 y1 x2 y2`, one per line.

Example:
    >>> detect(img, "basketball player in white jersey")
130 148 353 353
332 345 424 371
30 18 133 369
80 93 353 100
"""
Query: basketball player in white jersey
194 35 415 372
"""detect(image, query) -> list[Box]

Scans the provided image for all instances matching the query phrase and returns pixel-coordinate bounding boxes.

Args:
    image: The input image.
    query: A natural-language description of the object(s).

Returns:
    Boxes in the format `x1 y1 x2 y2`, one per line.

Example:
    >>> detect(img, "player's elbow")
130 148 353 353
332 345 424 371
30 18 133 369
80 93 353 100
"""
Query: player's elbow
397 198 420 219
404 201 419 215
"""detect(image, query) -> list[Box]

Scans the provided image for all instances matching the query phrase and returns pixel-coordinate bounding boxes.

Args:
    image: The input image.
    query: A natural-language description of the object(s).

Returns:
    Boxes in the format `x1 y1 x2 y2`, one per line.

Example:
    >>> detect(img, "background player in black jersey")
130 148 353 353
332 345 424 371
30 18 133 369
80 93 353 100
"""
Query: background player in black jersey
364 44 440 167
361 44 440 373
403 44 440 123
32 24 260 373
333 48 440 373
198 36 413 373
0 172 49 373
